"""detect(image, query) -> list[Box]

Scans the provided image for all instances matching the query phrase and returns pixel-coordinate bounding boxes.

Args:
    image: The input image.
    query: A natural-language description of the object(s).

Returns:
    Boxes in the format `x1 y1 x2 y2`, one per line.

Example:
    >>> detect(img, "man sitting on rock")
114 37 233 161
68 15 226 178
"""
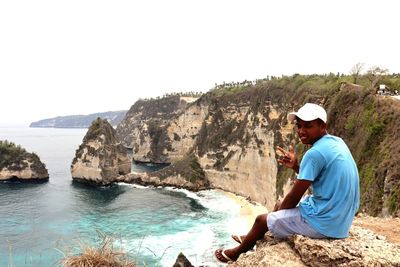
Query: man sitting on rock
215 103 360 263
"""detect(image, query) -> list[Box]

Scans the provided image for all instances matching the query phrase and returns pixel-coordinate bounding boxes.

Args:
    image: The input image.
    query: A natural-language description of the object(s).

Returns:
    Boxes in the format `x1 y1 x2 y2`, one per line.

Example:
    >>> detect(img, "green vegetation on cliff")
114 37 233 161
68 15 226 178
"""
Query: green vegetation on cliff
0 140 28 170
328 88 400 216
153 153 208 188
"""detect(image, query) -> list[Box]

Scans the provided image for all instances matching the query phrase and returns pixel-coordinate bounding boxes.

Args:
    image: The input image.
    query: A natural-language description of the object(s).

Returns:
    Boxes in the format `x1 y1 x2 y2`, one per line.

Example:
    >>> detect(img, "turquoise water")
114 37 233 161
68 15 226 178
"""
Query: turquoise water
0 127 248 267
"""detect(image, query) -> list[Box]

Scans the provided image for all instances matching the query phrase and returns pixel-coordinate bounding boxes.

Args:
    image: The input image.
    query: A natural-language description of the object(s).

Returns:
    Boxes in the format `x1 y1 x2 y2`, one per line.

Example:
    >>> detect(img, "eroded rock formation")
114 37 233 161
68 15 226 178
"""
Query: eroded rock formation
0 140 49 182
71 118 131 185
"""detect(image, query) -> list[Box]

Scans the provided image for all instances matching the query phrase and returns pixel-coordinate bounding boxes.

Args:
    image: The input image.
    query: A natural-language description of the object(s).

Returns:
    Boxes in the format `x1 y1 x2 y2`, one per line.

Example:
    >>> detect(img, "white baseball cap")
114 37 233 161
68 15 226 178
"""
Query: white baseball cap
287 103 327 123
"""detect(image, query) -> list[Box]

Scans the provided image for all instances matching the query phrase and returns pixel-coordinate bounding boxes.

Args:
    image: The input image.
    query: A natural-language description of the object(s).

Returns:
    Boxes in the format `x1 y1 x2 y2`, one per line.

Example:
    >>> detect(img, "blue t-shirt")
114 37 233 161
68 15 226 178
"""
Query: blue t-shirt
298 134 360 238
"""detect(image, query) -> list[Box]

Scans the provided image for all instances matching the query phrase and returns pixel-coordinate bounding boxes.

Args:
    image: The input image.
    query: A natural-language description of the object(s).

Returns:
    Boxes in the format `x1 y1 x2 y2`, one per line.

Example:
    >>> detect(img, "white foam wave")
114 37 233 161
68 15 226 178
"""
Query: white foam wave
162 187 243 214
163 186 202 201
117 185 254 265
118 221 234 267
158 187 249 233
117 182 150 189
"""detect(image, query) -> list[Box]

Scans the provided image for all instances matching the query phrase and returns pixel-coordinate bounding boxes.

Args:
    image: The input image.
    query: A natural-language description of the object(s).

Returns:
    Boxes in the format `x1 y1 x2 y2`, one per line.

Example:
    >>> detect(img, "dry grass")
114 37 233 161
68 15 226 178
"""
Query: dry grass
61 235 136 267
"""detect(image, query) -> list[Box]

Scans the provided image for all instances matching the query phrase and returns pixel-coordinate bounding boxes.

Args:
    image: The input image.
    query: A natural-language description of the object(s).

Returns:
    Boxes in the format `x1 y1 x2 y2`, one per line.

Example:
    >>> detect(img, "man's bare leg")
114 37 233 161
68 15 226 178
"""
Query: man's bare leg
216 213 269 261
232 200 280 245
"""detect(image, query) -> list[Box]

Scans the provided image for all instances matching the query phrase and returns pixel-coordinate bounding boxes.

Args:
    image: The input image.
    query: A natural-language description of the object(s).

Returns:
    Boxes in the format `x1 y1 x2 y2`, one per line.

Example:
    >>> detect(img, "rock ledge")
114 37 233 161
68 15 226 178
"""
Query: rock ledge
230 226 400 267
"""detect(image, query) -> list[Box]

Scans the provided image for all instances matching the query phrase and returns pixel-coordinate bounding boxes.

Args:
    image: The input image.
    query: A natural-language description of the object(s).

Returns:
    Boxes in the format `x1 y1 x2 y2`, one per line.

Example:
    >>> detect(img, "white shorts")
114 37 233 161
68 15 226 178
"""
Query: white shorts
266 207 326 239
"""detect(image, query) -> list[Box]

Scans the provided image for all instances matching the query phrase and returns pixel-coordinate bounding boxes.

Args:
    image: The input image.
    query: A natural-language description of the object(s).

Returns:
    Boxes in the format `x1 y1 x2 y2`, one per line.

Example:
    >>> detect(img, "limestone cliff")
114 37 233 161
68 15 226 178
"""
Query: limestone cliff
71 118 131 186
116 95 205 163
117 78 400 216
118 89 295 211
0 140 49 182
194 90 288 211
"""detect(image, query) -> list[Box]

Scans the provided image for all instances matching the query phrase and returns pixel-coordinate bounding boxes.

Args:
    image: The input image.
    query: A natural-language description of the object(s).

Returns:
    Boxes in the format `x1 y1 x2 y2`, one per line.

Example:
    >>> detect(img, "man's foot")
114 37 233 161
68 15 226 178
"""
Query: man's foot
214 248 238 263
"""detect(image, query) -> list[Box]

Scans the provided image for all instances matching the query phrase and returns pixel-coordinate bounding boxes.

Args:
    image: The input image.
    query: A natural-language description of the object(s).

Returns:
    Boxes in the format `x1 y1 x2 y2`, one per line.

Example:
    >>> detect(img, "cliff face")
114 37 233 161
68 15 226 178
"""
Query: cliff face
118 90 294 210
71 118 131 185
116 95 203 163
0 140 49 181
117 81 400 216
193 90 288 210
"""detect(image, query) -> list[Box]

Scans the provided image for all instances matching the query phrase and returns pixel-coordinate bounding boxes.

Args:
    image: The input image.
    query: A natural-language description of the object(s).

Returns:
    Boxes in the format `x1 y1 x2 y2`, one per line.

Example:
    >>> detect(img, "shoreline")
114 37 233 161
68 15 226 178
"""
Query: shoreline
216 189 269 230
121 182 270 225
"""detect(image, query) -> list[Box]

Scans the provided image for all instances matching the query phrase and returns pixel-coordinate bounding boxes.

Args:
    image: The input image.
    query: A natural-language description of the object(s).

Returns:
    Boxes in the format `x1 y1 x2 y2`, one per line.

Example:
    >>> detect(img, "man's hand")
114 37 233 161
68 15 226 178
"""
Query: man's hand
276 145 299 173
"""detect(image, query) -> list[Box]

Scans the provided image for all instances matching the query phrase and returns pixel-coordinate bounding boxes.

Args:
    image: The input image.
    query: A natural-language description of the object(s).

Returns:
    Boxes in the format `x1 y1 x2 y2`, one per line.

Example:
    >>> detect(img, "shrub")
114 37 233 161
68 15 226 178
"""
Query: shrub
0 140 28 170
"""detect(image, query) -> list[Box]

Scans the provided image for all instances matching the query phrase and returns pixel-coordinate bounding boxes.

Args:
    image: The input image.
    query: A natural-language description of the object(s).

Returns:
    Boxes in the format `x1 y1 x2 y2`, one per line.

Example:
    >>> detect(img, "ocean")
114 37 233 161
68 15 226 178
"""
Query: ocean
0 127 251 267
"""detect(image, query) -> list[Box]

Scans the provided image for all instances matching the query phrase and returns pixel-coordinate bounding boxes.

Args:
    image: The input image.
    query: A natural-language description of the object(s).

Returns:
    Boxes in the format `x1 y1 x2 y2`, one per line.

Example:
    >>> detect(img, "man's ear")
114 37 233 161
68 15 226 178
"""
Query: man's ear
320 122 327 133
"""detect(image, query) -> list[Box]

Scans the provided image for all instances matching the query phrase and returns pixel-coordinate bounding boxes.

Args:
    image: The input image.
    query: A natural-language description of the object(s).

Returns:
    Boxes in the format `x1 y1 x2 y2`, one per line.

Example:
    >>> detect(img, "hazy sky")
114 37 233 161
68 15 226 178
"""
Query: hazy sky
1 0 399 125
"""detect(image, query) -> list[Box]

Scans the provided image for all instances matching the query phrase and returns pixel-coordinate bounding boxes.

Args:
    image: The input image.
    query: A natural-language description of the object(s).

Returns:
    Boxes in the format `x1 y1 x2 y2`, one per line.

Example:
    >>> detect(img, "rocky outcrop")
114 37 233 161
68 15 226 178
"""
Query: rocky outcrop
0 140 49 182
118 152 209 191
71 118 131 185
172 252 194 267
119 172 207 191
230 225 400 267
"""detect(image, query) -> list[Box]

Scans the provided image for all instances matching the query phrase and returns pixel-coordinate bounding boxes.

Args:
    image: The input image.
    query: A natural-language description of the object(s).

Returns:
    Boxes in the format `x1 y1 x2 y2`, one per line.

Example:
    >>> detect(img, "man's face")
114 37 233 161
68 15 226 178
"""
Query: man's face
295 118 326 145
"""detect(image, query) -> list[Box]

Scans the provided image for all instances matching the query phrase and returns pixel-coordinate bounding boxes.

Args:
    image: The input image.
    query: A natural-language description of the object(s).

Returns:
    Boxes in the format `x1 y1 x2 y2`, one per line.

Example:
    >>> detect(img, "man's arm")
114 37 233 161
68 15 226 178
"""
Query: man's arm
276 179 312 210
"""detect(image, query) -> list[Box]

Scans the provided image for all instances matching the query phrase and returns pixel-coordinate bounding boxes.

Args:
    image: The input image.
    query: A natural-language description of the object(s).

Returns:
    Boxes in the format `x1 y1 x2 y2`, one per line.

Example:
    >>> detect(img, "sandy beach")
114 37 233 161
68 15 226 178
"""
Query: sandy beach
216 189 270 230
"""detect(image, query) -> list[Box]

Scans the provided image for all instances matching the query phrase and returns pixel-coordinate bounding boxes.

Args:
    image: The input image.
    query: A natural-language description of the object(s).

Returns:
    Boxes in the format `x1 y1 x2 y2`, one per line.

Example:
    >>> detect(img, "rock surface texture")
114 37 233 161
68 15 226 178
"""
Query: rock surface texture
0 140 49 181
229 225 400 267
71 118 131 185
117 92 290 211
116 95 203 163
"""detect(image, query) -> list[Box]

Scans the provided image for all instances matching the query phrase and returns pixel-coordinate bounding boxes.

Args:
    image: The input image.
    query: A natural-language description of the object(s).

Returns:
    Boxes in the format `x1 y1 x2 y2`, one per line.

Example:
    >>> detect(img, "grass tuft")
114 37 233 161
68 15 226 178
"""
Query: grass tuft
61 235 136 267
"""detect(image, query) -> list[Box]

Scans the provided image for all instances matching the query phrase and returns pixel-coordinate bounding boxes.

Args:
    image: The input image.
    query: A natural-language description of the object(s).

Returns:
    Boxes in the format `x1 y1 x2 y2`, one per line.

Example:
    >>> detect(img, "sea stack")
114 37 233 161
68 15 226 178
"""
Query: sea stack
0 140 49 182
71 118 131 186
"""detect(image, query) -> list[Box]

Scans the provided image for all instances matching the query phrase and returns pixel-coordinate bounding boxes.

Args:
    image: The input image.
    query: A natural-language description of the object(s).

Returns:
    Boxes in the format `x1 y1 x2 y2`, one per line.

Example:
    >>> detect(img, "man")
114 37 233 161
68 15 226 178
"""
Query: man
215 103 360 263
